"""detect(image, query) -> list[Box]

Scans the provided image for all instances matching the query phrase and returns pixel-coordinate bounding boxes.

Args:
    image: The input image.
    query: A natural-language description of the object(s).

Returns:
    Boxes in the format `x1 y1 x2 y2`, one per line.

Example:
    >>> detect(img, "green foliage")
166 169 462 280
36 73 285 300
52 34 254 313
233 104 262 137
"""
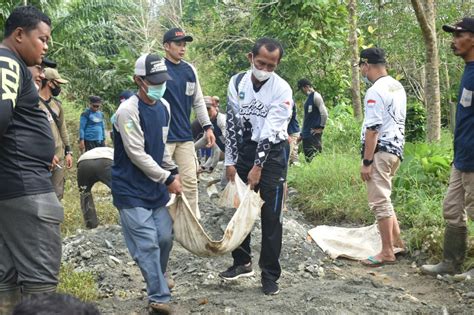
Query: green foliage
391 133 453 255
323 105 361 153
58 263 99 301
288 113 460 258
253 0 350 107
288 107 367 223
405 100 426 142
49 0 138 115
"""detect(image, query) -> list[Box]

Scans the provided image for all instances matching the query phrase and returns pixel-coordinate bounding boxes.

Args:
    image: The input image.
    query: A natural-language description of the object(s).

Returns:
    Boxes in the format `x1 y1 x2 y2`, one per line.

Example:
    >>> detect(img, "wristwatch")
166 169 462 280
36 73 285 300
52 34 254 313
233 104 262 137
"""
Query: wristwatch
363 159 373 166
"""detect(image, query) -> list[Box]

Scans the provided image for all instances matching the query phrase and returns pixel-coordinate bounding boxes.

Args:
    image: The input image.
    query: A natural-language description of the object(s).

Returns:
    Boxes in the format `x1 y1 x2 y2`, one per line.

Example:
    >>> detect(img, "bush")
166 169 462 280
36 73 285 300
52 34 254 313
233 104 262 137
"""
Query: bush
323 104 361 154
405 100 426 142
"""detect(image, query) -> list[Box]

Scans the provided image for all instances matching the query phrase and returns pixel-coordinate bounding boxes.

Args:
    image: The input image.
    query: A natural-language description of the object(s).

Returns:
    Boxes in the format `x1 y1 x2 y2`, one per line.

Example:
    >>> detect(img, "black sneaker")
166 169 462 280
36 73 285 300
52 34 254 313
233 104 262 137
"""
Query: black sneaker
262 278 280 295
219 263 254 280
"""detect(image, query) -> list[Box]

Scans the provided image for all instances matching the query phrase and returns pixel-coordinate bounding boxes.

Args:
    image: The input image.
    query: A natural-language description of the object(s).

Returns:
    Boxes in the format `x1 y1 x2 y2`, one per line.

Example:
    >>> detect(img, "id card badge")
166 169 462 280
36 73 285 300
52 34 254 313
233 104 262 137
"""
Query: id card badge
186 82 196 96
460 88 473 108
308 105 313 113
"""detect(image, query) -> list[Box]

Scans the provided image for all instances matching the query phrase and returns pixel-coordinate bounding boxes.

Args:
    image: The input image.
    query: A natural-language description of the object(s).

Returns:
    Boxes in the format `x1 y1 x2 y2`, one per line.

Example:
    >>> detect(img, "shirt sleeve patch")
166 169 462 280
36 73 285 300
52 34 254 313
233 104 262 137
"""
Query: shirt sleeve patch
367 99 377 107
125 119 135 133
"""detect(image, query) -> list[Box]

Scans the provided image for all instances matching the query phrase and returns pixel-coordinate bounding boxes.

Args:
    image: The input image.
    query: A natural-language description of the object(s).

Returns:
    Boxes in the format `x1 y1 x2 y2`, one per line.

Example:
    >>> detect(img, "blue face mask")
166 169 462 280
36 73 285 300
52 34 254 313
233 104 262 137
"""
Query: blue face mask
145 82 167 101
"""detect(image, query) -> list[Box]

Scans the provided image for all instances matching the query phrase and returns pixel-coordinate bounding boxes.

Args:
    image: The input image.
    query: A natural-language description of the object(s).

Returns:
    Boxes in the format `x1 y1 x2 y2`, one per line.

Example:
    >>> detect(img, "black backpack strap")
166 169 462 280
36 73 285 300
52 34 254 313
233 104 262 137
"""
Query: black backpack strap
234 72 245 93
40 98 61 129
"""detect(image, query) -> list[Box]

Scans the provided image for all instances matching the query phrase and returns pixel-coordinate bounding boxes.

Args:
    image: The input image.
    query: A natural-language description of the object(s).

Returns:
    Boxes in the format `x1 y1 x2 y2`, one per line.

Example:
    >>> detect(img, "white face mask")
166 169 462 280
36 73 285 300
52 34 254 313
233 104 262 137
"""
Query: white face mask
251 58 273 82
360 63 372 85
362 75 372 85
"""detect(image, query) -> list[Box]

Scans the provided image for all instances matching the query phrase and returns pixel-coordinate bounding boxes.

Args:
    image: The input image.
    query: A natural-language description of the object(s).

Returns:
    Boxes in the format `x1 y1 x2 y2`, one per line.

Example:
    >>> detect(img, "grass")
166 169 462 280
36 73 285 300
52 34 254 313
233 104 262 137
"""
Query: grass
288 107 474 268
57 263 99 302
288 152 370 225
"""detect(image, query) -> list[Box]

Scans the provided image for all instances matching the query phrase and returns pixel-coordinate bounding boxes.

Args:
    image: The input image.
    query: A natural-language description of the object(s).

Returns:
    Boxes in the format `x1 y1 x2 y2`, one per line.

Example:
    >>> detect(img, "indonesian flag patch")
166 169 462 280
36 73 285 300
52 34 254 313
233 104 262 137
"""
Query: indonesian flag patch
367 99 377 107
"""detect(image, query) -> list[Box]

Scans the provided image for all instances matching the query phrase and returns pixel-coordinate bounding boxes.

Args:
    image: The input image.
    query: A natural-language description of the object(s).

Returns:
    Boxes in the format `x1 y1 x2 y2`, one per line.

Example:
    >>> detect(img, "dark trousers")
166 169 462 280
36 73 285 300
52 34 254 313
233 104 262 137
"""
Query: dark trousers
84 140 105 152
302 133 322 162
232 141 288 282
77 158 112 228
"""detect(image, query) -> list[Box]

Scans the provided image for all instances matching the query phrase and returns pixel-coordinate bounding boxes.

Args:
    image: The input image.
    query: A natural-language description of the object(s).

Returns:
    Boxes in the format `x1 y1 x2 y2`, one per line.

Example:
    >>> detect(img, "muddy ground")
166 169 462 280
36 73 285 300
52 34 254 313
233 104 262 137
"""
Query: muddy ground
63 168 474 314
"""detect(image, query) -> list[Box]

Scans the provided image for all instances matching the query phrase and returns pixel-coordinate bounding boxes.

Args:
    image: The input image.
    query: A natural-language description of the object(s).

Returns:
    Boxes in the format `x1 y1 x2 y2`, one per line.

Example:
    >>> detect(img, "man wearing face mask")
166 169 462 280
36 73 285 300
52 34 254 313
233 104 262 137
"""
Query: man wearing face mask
357 47 407 267
39 67 72 200
162 28 215 219
297 79 328 162
112 53 182 315
221 37 293 296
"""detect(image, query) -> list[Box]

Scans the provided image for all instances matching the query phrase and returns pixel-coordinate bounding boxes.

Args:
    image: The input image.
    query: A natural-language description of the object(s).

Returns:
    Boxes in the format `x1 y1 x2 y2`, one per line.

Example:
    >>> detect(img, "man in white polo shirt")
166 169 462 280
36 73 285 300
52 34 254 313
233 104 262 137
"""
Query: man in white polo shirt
357 47 407 267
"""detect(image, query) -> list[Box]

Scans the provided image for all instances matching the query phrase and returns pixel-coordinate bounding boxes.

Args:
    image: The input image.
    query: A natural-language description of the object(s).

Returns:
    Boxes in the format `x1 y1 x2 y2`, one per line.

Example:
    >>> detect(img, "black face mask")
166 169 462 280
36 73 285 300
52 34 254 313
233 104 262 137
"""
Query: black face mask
51 84 61 97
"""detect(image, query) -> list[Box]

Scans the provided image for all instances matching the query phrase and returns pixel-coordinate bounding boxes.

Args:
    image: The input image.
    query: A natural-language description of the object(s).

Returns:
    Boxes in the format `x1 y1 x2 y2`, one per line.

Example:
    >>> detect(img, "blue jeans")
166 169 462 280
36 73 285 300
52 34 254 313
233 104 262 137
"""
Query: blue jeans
119 206 173 303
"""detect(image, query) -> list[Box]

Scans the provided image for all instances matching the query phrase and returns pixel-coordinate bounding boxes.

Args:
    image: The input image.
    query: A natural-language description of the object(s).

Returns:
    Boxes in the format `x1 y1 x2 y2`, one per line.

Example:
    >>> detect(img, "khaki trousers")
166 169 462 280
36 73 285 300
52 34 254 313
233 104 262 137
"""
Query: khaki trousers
443 165 474 228
166 141 200 219
366 151 400 220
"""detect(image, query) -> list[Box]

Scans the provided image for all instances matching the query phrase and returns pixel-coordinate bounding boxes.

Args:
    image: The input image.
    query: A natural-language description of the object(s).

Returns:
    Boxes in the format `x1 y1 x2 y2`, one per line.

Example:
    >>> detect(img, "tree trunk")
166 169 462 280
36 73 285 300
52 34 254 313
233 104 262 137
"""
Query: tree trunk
411 0 441 142
348 0 362 119
444 61 456 133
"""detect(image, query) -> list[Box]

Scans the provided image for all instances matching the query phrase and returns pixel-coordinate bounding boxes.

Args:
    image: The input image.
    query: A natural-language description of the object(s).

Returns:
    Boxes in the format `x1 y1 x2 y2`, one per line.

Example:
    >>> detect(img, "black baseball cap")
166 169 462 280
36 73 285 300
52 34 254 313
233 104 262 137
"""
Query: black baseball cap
442 17 474 33
89 95 102 104
359 47 386 65
134 54 171 85
297 79 312 90
162 28 193 44
42 56 57 68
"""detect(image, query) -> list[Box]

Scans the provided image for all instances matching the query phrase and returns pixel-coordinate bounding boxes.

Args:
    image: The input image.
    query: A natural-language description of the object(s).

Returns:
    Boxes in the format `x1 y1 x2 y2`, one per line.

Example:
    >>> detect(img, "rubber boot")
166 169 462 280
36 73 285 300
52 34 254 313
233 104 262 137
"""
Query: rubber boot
0 284 21 315
21 283 56 301
80 192 99 229
420 225 467 276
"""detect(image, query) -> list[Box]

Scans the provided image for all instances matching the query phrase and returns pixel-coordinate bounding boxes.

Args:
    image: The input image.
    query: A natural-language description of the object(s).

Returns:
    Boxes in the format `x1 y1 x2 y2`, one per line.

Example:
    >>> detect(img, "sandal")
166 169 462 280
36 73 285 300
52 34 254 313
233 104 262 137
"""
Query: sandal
361 256 396 267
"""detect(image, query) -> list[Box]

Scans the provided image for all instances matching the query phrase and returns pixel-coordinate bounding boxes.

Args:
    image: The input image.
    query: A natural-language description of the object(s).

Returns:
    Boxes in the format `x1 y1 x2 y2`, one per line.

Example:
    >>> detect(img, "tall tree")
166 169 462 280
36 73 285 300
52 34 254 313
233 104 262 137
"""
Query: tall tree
348 0 362 119
411 0 441 142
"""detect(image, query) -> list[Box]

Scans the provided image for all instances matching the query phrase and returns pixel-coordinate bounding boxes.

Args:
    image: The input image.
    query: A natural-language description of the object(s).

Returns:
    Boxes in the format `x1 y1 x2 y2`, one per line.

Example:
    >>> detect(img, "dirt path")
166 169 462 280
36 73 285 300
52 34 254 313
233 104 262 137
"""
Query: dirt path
63 170 474 314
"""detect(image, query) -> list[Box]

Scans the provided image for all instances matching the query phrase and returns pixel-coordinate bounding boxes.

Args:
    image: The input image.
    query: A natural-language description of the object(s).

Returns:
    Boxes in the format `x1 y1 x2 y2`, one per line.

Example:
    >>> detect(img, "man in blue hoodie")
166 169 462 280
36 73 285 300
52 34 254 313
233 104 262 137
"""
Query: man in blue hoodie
112 53 182 315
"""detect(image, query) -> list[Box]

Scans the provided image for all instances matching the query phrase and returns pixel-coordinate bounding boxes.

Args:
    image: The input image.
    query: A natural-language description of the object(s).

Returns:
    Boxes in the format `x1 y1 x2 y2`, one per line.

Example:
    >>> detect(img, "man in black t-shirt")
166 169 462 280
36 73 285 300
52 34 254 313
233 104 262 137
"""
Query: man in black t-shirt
0 6 63 313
